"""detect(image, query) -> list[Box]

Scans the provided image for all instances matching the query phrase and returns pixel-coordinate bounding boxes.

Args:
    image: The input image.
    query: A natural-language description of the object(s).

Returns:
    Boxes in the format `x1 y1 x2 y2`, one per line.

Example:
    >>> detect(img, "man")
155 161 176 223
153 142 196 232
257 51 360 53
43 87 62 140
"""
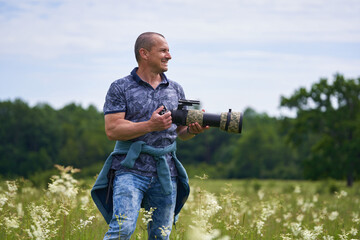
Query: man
91 32 208 240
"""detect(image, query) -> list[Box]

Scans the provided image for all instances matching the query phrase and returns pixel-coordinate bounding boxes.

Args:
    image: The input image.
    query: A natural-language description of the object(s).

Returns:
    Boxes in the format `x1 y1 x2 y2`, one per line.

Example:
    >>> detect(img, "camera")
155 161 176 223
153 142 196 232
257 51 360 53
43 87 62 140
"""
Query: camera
161 99 243 134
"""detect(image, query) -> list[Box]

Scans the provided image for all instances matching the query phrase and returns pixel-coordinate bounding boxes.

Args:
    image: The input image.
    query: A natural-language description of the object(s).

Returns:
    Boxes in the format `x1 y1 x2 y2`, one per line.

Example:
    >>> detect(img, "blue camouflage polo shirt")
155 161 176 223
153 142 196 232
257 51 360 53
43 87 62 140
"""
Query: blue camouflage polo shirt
103 68 185 177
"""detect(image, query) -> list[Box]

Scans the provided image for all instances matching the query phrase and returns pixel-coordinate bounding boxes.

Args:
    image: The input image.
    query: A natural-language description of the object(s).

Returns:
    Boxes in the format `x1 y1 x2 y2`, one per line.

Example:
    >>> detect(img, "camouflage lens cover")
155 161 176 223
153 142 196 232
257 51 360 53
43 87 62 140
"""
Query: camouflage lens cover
186 110 204 126
220 111 242 133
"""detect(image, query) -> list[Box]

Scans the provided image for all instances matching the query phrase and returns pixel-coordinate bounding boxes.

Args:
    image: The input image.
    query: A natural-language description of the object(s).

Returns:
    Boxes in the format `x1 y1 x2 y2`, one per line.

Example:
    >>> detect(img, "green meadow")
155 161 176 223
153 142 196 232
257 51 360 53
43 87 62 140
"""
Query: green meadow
1 167 359 240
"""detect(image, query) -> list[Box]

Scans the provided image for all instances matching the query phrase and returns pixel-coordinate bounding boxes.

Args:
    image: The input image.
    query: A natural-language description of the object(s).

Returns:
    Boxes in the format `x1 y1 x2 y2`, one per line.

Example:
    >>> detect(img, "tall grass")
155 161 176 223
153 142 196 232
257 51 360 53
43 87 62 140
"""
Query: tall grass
0 168 359 239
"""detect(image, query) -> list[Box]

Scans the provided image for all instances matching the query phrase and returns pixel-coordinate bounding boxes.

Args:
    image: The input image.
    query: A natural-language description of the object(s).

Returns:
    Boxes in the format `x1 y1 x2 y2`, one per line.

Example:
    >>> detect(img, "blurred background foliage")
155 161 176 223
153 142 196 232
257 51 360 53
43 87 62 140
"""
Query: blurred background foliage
0 74 359 187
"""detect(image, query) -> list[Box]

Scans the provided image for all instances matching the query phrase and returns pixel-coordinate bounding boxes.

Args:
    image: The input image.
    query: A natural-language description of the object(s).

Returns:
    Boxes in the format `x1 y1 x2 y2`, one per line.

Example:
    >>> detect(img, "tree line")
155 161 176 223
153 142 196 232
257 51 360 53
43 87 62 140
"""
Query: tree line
0 74 359 186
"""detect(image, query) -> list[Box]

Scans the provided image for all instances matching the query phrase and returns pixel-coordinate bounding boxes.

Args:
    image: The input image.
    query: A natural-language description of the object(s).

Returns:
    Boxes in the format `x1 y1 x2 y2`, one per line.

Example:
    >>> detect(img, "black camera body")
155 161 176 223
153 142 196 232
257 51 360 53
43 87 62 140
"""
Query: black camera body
161 99 243 134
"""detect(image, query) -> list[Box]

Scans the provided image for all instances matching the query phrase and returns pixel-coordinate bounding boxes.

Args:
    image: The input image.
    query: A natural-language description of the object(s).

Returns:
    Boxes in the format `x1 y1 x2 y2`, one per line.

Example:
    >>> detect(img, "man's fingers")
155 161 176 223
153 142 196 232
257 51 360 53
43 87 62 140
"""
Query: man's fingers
154 106 164 114
189 123 200 132
154 106 171 118
189 122 209 134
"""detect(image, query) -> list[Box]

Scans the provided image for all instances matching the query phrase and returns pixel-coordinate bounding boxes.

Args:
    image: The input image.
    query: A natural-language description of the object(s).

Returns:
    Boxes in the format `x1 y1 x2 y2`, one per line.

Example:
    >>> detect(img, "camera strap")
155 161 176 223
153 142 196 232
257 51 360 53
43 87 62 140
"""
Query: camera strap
224 109 232 131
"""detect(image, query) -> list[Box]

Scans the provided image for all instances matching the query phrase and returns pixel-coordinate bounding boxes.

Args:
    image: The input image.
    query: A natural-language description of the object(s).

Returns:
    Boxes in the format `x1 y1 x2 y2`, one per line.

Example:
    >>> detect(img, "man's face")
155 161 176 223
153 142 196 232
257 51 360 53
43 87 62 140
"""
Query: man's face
146 35 172 73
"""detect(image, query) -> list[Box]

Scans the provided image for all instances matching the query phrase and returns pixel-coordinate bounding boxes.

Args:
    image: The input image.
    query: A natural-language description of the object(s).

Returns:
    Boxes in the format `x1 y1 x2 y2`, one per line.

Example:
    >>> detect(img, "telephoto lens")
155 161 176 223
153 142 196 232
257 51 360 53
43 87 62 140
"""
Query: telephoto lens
171 108 243 134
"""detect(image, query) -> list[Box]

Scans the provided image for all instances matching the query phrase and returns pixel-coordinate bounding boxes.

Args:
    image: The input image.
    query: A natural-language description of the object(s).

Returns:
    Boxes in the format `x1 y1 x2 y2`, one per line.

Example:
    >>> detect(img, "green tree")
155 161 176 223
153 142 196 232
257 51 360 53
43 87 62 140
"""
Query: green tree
0 99 61 177
0 99 113 180
280 74 360 186
57 103 113 168
225 108 301 179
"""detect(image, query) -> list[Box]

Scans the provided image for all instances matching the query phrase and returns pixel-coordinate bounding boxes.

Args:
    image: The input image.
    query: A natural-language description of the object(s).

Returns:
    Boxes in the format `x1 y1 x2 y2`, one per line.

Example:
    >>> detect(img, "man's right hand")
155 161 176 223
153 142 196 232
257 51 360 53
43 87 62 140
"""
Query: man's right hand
148 106 172 132
104 106 172 141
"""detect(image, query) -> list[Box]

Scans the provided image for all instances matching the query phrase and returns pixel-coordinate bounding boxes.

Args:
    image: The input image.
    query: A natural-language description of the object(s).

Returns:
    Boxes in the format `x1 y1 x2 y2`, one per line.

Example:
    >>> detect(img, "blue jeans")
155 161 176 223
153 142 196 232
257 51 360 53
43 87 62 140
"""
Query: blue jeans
103 172 177 240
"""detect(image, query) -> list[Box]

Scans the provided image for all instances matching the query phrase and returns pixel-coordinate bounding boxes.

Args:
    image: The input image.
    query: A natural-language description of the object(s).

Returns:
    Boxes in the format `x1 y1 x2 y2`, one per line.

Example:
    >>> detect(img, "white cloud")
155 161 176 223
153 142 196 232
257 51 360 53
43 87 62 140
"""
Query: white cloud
0 0 359 116
1 0 359 57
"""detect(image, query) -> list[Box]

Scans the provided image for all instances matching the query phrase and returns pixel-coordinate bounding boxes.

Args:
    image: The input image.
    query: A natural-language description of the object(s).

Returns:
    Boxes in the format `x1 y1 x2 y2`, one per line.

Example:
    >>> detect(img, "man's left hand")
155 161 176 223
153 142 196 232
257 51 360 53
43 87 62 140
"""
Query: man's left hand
187 122 209 135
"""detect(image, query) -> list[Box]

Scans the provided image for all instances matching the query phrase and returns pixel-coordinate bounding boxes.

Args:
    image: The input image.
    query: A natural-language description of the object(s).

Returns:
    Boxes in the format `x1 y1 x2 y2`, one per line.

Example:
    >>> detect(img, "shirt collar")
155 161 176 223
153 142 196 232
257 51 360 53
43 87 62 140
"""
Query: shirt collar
131 67 169 86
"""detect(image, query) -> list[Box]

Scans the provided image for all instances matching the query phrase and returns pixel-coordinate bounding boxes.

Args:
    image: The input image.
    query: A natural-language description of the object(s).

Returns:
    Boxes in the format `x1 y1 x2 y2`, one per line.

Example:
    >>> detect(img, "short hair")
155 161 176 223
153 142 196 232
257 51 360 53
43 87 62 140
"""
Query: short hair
134 32 165 63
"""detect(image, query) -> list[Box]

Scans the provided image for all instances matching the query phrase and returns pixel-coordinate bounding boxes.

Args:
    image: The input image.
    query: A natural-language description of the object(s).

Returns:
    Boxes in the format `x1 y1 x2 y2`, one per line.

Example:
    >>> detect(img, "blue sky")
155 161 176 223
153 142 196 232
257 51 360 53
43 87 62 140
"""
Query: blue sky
1 0 359 116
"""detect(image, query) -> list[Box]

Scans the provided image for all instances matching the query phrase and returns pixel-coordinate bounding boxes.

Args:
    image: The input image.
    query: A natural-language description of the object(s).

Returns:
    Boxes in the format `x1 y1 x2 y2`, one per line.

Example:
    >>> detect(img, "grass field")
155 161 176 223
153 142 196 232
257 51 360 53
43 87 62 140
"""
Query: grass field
1 166 359 240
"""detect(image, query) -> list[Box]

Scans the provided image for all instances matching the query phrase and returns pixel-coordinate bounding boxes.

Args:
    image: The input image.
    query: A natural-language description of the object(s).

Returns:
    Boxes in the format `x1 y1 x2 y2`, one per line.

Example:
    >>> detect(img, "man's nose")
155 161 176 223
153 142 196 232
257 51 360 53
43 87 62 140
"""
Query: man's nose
166 52 172 59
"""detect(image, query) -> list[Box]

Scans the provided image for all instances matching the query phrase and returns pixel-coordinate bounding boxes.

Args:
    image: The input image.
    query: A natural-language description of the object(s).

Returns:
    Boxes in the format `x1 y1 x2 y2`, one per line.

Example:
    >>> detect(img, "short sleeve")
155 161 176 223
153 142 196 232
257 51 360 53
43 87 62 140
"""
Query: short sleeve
174 81 186 102
179 84 185 100
103 81 126 115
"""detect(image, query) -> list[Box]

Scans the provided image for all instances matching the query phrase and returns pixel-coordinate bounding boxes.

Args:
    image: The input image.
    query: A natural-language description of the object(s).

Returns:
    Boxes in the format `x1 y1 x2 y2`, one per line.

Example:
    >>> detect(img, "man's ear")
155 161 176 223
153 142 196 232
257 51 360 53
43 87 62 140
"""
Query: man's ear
139 48 148 60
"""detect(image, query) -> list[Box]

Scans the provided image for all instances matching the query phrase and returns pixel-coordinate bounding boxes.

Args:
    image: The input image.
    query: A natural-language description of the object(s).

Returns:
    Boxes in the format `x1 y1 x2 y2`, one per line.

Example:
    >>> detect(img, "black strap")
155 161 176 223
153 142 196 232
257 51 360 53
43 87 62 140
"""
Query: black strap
106 169 115 204
224 109 232 131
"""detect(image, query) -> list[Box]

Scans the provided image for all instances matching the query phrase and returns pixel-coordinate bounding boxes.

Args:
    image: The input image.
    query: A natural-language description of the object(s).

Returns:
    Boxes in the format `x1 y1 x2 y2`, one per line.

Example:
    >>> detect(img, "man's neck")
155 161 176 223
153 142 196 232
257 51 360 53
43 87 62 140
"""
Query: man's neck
136 67 162 89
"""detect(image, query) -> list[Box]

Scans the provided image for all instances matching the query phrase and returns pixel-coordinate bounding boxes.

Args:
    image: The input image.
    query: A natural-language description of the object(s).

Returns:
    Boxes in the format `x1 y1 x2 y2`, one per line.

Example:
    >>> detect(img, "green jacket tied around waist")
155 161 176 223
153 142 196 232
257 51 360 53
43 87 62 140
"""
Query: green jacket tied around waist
91 140 190 224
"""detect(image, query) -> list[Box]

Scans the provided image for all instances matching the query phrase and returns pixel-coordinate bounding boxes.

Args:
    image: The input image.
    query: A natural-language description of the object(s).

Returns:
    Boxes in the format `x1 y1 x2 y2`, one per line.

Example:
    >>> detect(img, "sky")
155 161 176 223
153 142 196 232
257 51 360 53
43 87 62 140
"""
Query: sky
0 0 359 117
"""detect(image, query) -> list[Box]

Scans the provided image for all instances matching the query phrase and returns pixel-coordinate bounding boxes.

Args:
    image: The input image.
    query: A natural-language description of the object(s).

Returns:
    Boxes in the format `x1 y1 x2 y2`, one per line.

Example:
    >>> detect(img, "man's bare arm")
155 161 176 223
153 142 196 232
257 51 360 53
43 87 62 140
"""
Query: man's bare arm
177 122 209 141
105 106 172 141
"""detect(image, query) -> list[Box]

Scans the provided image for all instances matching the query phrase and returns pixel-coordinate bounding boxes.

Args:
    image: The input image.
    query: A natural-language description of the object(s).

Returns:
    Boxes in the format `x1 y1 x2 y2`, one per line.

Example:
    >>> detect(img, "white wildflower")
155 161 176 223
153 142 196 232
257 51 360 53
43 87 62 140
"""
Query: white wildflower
297 197 304 206
183 186 194 211
312 194 319 203
159 226 171 237
77 215 95 229
323 235 334 240
209 229 221 238
48 175 78 199
296 214 304 222
313 225 323 235
328 211 339 221
80 195 90 210
4 216 20 229
0 194 8 210
22 187 38 195
283 212 292 220
349 227 358 236
352 212 360 224
338 229 349 240
302 229 316 240
261 201 278 220
195 174 209 180
336 190 348 199
319 207 328 220
188 186 223 234
57 204 70 216
4 181 17 208
301 202 314 212
321 207 328 215
140 207 156 225
186 226 222 240
312 212 319 223
218 235 231 240
340 190 348 197
194 190 222 219
17 203 24 217
25 203 58 240
256 220 265 236
290 222 302 236
280 233 292 240
257 189 265 200
6 181 18 196
294 185 301 193
48 165 80 200
301 225 322 240
255 201 277 236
